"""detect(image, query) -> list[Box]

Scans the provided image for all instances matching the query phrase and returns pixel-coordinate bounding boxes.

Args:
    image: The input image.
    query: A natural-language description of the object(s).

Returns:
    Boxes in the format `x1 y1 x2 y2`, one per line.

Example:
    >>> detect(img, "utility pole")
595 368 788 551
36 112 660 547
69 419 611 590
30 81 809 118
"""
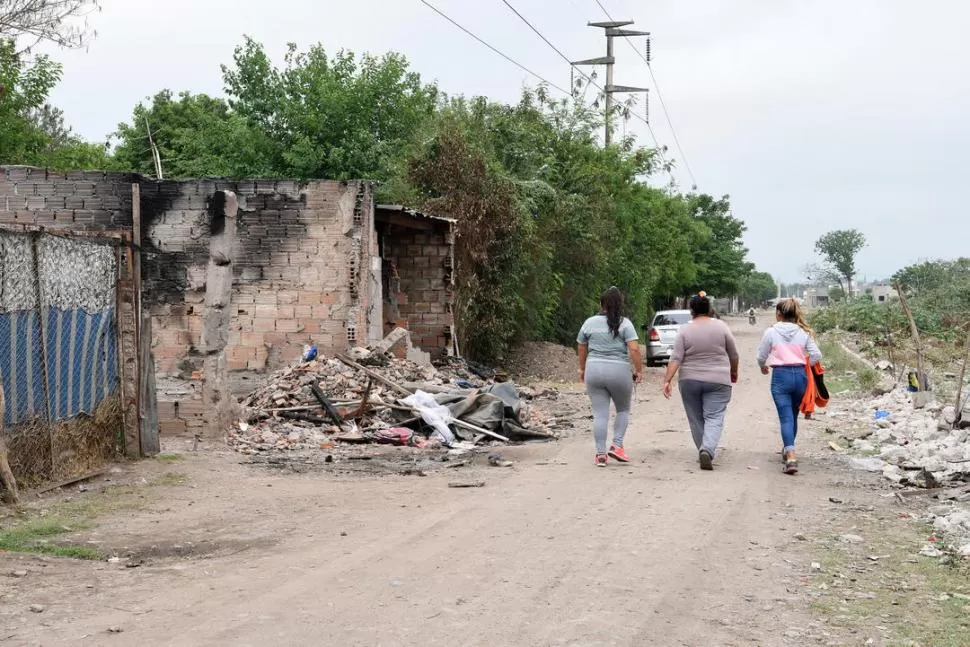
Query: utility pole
572 20 650 146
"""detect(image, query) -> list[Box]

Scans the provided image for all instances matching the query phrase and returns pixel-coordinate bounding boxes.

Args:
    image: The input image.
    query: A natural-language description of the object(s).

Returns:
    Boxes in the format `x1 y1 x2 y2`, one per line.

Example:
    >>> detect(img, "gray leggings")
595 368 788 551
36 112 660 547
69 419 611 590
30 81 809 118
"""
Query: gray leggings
679 379 732 457
584 360 634 454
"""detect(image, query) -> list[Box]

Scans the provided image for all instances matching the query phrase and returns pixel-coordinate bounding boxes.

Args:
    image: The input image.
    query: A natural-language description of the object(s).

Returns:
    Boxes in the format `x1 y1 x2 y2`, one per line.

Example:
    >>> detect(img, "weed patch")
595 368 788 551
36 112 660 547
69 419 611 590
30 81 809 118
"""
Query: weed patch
804 513 970 645
819 336 882 395
0 518 99 560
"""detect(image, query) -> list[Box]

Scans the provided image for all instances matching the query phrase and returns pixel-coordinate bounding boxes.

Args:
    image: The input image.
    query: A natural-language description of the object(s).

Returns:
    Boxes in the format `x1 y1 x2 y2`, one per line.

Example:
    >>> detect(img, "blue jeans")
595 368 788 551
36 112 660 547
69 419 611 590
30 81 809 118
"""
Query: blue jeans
770 366 807 452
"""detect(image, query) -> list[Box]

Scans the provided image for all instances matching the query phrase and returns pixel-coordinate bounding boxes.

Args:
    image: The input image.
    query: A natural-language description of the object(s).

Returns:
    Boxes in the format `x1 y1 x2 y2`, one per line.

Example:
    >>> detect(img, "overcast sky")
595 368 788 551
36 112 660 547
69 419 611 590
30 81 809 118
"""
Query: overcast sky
40 0 970 283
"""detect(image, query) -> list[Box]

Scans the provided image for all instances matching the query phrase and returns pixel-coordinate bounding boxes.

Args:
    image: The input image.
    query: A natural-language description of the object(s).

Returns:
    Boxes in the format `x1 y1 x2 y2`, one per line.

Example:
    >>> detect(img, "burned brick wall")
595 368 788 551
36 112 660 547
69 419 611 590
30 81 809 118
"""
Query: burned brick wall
140 178 377 375
1 166 381 436
377 210 455 359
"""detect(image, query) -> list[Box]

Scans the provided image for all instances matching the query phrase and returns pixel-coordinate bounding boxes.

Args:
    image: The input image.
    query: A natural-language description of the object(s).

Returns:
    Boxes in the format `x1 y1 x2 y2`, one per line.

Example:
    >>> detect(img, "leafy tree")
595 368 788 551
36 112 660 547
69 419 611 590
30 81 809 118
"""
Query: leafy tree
0 38 60 163
110 90 265 178
221 37 438 182
814 229 867 295
740 270 777 306
0 38 108 169
891 259 970 296
0 0 100 52
686 194 752 298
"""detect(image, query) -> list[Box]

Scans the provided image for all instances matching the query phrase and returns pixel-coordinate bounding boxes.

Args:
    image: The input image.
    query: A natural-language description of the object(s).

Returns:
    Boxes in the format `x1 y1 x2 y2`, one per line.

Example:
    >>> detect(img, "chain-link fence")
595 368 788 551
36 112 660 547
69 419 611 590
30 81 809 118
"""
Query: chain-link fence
0 228 122 486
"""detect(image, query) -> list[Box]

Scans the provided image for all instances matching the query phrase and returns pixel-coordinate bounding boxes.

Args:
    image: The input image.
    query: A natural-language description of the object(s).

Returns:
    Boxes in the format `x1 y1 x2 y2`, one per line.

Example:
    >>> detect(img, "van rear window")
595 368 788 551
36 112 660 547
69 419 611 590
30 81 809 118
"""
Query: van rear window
653 313 690 326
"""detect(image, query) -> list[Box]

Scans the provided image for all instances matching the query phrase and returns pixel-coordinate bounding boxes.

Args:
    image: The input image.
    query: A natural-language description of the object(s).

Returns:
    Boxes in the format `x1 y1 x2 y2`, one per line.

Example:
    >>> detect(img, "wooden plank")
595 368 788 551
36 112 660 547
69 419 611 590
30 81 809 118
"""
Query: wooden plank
310 384 345 426
31 468 109 495
138 309 160 455
132 184 160 456
894 280 927 390
451 418 510 443
0 379 22 504
336 354 413 397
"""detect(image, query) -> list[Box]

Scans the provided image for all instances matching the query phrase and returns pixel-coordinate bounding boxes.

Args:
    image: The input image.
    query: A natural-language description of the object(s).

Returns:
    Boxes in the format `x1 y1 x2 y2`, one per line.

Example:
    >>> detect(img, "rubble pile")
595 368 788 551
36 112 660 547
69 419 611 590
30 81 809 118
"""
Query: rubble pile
825 385 970 554
228 346 566 455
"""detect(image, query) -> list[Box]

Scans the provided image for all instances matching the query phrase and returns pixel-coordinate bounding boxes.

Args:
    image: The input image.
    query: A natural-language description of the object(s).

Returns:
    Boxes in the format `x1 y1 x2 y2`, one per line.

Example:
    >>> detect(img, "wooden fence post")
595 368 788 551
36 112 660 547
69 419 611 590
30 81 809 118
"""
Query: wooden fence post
0 379 21 505
894 280 927 391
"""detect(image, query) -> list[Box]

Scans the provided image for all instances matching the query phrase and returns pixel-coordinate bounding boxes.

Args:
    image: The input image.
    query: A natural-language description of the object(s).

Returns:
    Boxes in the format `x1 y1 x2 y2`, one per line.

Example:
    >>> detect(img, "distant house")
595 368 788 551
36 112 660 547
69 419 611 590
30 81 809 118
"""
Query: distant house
803 287 830 308
870 284 897 303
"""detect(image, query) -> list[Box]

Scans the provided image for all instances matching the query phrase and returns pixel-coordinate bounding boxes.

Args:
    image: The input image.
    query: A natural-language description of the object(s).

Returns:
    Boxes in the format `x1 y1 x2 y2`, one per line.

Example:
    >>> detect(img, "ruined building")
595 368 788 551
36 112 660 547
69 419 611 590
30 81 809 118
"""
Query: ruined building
0 166 456 437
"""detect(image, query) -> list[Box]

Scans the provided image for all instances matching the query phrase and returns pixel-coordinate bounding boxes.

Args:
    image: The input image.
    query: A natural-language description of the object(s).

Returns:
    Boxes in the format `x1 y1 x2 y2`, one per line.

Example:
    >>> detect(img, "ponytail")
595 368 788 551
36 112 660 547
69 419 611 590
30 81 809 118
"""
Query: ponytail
777 298 814 336
601 286 624 338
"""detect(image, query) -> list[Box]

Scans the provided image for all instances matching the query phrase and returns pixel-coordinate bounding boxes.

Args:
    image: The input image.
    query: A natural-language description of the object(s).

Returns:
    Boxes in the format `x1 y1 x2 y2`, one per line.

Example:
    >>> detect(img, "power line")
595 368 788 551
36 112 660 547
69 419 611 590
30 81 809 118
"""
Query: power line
498 0 669 160
417 0 570 95
593 0 697 188
417 0 672 179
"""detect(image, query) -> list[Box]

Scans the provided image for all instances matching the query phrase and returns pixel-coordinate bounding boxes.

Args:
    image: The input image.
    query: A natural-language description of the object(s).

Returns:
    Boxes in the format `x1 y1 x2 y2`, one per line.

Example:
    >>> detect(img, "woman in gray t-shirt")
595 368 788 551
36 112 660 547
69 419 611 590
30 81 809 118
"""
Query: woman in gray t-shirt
577 287 643 467
661 292 739 471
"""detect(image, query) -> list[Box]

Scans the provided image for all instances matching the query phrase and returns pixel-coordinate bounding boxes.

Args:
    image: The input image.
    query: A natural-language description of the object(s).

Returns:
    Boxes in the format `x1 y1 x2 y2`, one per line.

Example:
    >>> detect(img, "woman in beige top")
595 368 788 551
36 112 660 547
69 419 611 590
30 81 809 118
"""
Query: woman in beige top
662 293 740 470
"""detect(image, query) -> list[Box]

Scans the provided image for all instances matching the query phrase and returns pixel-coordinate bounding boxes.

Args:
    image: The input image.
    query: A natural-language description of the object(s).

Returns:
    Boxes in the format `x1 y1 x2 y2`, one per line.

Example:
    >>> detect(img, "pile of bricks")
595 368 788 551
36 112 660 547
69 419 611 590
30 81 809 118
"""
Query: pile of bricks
227 349 560 455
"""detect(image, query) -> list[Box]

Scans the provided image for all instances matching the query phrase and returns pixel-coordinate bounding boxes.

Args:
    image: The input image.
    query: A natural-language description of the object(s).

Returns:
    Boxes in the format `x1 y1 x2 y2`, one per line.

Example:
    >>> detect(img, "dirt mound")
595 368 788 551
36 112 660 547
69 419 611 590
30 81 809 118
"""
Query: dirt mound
502 342 578 383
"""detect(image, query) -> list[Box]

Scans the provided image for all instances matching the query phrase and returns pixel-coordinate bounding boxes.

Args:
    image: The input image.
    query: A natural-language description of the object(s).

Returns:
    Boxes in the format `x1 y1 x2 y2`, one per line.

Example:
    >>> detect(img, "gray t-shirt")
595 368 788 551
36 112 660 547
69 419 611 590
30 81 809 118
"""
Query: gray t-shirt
577 315 638 362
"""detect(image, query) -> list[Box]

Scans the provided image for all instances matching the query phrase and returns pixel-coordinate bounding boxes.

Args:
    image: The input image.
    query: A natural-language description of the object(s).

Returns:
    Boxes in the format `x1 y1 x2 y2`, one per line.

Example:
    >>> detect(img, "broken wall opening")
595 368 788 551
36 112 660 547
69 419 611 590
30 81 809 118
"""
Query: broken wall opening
375 206 456 361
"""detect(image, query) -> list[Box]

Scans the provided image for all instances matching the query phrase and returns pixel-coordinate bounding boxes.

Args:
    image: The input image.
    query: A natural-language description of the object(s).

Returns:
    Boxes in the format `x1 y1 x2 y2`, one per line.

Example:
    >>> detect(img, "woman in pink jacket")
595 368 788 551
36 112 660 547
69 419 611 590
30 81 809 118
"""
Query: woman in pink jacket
756 298 822 474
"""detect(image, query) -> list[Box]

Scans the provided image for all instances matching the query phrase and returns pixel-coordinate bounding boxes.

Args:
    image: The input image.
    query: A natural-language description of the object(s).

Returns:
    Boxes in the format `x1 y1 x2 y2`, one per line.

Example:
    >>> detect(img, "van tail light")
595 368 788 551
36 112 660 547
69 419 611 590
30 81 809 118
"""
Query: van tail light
648 328 660 342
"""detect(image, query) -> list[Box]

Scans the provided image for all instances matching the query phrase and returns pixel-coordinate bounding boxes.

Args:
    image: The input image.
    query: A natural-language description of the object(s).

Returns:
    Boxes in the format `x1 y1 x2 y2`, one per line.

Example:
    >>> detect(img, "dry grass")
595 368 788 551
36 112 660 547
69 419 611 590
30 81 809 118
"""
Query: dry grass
5 396 122 488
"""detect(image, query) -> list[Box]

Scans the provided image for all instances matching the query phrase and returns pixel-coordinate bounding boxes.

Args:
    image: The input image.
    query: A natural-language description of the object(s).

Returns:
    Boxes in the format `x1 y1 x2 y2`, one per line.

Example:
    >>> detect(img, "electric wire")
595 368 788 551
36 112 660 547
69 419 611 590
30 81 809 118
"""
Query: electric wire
593 0 698 188
417 0 571 95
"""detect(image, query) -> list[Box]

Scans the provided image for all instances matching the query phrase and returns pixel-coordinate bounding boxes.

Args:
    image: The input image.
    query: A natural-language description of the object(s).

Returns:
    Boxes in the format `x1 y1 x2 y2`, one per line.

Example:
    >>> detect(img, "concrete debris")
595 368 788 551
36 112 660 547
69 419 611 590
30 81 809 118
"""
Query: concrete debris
830 384 970 552
228 347 567 456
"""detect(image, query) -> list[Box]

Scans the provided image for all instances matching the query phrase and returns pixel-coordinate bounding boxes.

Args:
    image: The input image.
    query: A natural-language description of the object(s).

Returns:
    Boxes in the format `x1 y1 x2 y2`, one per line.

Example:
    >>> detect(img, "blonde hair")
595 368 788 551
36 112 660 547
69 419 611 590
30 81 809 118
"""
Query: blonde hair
777 298 814 336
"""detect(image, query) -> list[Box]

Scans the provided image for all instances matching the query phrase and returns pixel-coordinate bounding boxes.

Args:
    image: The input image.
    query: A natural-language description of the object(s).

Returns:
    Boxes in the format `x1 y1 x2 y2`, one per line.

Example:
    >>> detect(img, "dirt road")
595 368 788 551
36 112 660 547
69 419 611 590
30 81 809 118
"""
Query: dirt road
3 322 865 646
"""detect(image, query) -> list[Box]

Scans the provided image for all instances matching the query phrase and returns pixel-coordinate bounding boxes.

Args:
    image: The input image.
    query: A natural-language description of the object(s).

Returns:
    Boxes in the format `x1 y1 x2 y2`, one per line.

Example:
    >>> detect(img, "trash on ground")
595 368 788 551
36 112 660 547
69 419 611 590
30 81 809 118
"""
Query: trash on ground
228 331 568 457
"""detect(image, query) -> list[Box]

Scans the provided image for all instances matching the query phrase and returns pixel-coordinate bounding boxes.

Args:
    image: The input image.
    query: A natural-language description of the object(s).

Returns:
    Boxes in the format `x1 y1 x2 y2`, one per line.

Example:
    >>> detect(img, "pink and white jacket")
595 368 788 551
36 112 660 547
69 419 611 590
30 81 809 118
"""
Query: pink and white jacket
757 322 822 368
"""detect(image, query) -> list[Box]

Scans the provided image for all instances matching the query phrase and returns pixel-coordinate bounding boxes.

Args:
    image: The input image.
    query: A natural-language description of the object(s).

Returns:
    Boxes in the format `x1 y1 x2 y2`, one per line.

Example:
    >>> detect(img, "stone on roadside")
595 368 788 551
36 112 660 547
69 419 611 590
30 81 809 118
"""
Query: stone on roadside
942 406 957 426
849 457 886 472
29 604 45 613
838 534 864 544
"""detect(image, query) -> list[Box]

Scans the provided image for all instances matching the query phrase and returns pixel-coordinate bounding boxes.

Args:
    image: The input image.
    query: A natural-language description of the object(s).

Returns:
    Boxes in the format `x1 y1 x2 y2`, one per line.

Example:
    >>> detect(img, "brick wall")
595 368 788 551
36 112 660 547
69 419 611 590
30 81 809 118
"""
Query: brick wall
1 168 467 438
378 216 455 359
0 166 137 229
140 178 375 382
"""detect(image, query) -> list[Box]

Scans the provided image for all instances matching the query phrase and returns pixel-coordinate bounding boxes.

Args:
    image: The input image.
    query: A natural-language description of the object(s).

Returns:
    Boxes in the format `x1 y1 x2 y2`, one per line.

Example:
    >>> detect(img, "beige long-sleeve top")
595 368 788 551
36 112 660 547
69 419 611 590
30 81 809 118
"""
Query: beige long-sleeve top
670 318 739 386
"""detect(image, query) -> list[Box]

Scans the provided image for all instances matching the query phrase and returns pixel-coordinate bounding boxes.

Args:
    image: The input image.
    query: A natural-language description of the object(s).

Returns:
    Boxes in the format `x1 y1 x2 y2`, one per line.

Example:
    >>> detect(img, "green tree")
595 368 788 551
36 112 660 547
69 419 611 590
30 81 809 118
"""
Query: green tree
686 194 753 298
111 90 264 178
221 37 438 182
740 271 777 306
0 38 108 169
891 259 966 296
0 38 61 163
814 229 867 295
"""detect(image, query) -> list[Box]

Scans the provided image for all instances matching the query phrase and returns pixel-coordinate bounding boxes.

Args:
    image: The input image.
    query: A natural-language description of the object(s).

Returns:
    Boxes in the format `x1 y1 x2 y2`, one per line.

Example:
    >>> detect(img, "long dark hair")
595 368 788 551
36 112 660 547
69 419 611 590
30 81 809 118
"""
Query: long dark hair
600 286 624 337
689 293 712 317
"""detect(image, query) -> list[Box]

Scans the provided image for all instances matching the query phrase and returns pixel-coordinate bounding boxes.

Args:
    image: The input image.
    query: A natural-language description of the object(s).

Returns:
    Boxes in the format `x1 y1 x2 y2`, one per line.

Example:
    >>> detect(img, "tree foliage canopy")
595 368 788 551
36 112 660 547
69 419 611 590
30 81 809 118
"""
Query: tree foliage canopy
0 38 106 167
814 228 867 293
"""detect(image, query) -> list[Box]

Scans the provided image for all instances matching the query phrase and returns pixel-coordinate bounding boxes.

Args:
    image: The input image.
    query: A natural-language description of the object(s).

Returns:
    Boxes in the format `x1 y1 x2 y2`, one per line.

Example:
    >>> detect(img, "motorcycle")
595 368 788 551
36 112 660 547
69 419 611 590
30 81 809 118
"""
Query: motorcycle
748 313 757 326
